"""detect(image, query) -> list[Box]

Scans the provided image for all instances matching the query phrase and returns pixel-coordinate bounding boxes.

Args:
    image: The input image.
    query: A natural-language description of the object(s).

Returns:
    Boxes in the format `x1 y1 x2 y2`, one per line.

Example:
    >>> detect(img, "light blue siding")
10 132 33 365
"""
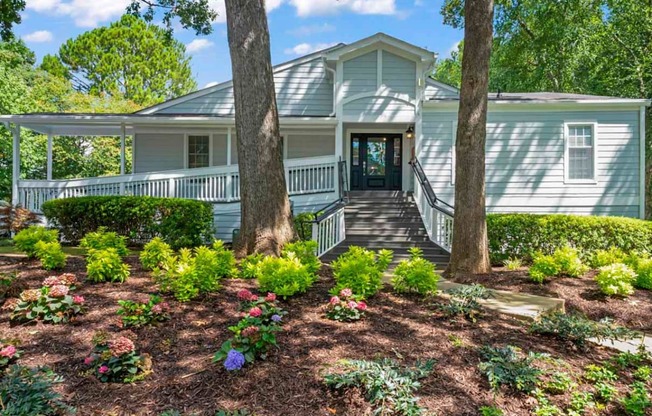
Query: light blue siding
420 109 641 217
424 80 459 100
381 51 416 98
343 96 415 121
134 133 184 173
341 51 377 97
157 58 333 116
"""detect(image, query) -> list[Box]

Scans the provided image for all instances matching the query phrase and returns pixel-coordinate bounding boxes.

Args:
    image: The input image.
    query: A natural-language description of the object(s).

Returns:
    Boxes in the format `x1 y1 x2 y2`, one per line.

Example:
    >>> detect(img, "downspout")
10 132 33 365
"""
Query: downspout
322 56 337 117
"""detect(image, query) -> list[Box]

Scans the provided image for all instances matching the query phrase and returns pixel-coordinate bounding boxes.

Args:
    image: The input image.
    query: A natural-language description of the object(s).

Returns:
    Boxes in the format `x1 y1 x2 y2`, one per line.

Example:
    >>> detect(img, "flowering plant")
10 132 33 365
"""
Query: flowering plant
325 288 367 322
10 275 84 324
117 295 171 328
214 291 286 371
84 332 149 383
0 341 21 369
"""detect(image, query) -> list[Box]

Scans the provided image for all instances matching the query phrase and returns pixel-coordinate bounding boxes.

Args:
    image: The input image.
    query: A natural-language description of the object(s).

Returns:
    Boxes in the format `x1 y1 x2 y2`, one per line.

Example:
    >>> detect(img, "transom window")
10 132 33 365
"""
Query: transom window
188 135 210 169
565 123 597 182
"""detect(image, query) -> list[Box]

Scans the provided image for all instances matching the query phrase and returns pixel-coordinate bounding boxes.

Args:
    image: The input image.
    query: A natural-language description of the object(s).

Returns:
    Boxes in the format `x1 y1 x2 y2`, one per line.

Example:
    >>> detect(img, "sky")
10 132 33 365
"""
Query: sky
16 0 462 90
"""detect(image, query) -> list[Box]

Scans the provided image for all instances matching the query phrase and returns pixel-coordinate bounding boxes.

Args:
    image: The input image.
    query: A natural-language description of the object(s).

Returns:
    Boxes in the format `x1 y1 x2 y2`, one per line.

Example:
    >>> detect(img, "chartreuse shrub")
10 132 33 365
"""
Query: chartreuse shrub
83 332 150 383
552 246 589 277
13 226 58 259
256 253 314 298
591 247 627 268
80 227 128 257
331 246 393 297
282 240 321 275
479 406 504 416
238 253 264 279
528 253 560 283
595 263 637 297
324 358 435 416
391 247 440 295
42 196 214 249
139 237 174 270
487 213 652 264
0 365 75 416
86 248 130 283
34 241 66 270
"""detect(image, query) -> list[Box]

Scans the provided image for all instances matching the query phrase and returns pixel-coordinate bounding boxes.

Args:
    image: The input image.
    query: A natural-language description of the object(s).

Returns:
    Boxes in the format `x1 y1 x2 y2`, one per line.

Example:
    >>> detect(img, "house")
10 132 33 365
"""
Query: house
2 33 649 258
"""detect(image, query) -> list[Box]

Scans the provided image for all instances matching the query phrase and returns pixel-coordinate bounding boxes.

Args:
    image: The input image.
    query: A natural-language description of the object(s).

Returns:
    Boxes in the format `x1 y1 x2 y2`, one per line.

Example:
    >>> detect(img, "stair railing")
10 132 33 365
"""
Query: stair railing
410 157 455 252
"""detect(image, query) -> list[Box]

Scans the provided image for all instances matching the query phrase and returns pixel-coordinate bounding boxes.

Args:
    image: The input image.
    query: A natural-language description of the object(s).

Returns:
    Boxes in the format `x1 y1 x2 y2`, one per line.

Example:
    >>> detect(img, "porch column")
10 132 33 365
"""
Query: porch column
334 121 344 198
46 134 53 181
11 124 20 206
120 123 126 175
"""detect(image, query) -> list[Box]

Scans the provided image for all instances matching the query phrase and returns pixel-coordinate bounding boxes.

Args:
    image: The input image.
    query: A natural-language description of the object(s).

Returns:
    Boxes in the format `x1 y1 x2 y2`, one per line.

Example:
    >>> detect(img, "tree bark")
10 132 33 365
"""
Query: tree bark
224 0 296 256
446 0 494 276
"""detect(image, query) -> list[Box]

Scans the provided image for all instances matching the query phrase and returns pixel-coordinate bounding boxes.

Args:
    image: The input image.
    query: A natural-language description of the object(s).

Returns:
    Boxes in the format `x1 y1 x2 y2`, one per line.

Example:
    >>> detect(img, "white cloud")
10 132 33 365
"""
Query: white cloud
204 81 219 88
23 30 53 42
288 0 396 16
288 23 335 37
26 0 130 27
208 0 282 23
446 40 462 57
186 39 215 54
284 42 337 56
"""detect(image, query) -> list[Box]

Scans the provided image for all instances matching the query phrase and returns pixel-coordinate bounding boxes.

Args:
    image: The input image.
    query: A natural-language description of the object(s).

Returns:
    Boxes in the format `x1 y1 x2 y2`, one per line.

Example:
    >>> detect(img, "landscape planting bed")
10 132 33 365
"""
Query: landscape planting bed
0 256 648 415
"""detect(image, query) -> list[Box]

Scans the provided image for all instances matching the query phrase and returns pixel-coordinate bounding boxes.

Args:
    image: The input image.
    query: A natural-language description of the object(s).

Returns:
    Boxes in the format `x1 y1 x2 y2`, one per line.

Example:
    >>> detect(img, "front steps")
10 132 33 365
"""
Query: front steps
321 191 450 268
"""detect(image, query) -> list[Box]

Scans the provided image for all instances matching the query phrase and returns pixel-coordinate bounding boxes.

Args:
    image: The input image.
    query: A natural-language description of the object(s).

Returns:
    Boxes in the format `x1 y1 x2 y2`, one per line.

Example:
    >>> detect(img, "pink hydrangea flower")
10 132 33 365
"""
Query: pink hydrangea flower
58 273 78 286
329 296 340 305
249 294 259 302
0 345 16 358
357 301 368 311
237 289 253 301
73 295 85 305
108 336 135 357
20 289 41 302
339 288 353 298
241 326 260 337
347 301 358 309
265 293 277 302
42 276 62 287
48 285 69 298
84 356 95 365
98 365 109 374
248 307 262 317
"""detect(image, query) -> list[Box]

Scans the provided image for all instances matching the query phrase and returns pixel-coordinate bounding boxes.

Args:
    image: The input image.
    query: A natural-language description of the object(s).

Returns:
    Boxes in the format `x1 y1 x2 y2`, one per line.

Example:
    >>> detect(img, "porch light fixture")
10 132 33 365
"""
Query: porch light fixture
405 126 414 140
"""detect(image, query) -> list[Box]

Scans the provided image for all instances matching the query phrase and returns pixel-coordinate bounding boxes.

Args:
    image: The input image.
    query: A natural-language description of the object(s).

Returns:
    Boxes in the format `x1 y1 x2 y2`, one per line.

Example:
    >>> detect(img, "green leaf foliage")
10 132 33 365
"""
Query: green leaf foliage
13 226 58 259
391 247 440 295
117 295 170 328
331 246 393 298
0 365 75 416
478 345 544 393
140 237 174 271
595 263 637 297
591 247 627 268
86 248 131 283
237 253 264 279
42 196 215 250
256 253 315 298
439 284 489 322
528 253 560 284
620 381 651 416
34 240 66 270
281 240 321 275
80 227 129 257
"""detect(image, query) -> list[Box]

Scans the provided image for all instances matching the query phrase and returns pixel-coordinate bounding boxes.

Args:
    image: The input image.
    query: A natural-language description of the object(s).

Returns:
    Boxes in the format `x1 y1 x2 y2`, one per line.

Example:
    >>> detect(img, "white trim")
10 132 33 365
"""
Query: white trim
425 78 460 95
324 33 435 64
46 134 53 181
640 106 646 219
451 120 457 186
563 121 599 185
120 123 126 175
424 100 651 111
377 49 383 90
226 127 232 166
341 89 416 107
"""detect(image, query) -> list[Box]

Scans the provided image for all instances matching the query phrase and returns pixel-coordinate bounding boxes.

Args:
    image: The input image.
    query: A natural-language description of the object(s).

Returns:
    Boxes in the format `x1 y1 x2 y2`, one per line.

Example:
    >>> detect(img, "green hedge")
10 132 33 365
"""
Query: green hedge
487 213 652 264
42 196 214 249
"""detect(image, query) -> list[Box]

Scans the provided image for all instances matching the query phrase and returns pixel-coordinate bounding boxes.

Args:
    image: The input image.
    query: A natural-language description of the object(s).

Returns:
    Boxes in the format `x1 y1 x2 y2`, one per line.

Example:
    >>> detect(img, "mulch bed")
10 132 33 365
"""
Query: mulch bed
453 268 652 332
0 256 642 415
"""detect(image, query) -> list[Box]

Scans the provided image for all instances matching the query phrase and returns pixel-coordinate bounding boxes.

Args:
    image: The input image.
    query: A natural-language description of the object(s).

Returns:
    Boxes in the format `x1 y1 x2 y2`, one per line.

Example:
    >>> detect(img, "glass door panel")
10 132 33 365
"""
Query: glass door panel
365 137 387 177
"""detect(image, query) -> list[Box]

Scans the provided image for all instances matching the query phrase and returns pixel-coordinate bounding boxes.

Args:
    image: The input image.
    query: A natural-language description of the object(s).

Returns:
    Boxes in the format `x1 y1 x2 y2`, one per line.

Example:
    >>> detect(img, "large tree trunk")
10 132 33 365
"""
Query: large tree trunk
446 0 494 276
224 0 296 256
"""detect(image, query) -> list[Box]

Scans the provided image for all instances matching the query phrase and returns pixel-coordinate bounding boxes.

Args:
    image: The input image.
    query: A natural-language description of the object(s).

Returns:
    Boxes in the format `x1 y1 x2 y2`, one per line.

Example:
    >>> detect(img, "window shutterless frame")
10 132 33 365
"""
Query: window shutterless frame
563 122 599 185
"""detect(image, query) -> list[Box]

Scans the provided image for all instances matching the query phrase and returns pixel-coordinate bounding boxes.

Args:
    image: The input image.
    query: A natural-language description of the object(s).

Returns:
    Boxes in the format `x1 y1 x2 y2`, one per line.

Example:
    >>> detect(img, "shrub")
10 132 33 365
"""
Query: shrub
256 253 314 298
206 240 238 279
324 358 435 416
634 258 652 290
13 226 58 259
487 213 652 264
326 288 367 322
282 240 321 275
633 366 651 382
117 295 171 328
86 248 130 283
620 381 651 416
552 246 589 277
528 253 560 283
84 332 149 383
11 275 85 324
214 292 286 370
293 212 315 241
503 258 522 271
0 365 75 416
42 196 214 249
530 311 637 349
439 284 490 322
80 227 128 257
478 345 544 393
34 241 66 270
0 341 22 370
591 247 627 268
543 371 576 395
331 246 393 298
584 364 618 383
0 202 39 236
237 253 264 279
391 247 440 295
595 263 637 297
140 237 174 270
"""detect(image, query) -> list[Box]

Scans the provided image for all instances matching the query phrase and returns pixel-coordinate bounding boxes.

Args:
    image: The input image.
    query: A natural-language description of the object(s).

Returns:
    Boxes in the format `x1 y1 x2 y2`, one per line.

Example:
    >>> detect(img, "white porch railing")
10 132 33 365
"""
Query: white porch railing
17 155 337 213
311 204 346 258
411 159 454 253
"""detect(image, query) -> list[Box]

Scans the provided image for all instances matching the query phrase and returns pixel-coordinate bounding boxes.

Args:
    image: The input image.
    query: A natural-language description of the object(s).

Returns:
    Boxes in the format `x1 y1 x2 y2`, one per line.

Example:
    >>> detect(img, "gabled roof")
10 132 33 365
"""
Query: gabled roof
323 32 436 64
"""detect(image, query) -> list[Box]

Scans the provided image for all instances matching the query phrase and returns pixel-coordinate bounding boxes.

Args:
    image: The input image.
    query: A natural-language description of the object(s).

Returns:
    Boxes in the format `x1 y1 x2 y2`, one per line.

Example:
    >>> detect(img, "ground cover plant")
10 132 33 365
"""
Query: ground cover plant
325 288 367 322
330 246 393 297
0 365 75 415
478 345 544 393
438 283 489 322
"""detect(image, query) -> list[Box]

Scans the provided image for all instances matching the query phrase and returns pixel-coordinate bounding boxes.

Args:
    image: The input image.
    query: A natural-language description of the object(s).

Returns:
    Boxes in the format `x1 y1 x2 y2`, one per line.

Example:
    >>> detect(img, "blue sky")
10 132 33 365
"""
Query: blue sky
16 0 462 89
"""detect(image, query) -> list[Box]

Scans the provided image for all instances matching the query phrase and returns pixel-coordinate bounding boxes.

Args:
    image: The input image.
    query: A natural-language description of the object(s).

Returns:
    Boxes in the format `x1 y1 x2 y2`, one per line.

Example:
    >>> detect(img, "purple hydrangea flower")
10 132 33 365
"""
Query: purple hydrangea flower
271 314 282 323
224 349 245 371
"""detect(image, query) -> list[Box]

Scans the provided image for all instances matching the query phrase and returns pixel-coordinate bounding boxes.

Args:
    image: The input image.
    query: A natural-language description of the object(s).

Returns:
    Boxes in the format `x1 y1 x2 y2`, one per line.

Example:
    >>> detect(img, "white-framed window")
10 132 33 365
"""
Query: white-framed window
187 134 210 169
564 122 598 183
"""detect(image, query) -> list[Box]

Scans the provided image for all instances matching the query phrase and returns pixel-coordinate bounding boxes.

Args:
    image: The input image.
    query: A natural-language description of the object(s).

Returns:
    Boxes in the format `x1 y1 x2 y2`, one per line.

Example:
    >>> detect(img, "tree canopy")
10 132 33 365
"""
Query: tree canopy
0 0 24 41
42 14 197 106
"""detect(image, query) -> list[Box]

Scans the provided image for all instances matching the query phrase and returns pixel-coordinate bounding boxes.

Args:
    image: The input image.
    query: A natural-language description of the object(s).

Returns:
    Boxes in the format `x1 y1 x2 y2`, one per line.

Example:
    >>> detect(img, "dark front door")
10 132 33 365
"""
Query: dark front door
350 134 402 190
